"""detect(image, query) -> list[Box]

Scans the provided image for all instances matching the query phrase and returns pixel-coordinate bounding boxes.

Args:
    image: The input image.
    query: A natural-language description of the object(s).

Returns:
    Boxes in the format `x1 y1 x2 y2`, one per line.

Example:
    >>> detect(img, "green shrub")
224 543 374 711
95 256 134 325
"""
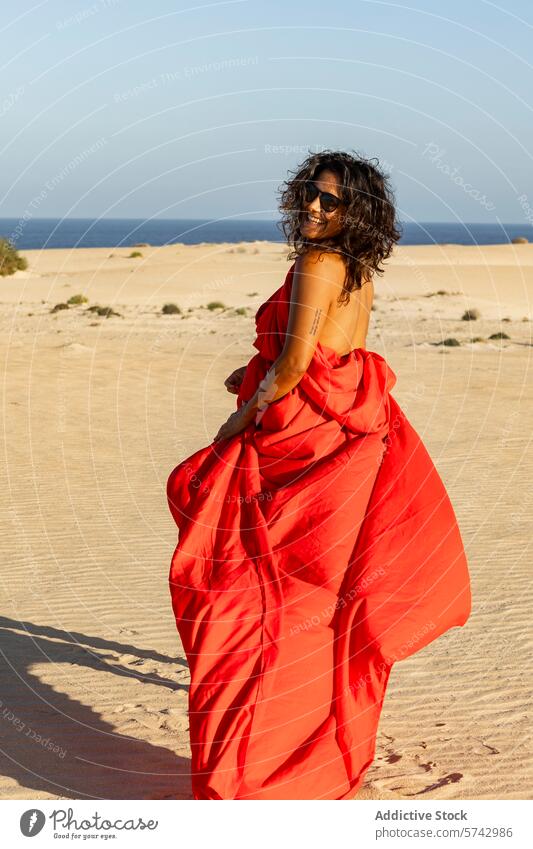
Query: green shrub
67 294 88 305
129 251 143 258
489 331 510 340
86 305 120 317
438 337 461 347
206 301 226 311
50 303 69 313
234 307 247 315
462 308 480 321
0 238 27 276
162 303 181 315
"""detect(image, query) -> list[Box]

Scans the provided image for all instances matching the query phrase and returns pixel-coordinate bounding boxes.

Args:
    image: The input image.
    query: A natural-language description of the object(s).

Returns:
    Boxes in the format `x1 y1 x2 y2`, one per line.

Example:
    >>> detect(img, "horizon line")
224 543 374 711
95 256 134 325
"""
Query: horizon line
0 216 532 228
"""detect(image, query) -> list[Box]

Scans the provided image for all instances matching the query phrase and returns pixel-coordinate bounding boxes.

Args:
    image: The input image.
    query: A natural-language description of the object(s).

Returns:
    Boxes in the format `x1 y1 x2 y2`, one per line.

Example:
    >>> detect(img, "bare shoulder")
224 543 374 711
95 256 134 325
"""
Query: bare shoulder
294 250 346 293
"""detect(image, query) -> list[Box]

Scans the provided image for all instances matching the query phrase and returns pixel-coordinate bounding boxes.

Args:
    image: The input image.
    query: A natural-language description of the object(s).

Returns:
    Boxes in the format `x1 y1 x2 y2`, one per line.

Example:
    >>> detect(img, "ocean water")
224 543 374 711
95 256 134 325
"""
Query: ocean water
1 217 532 250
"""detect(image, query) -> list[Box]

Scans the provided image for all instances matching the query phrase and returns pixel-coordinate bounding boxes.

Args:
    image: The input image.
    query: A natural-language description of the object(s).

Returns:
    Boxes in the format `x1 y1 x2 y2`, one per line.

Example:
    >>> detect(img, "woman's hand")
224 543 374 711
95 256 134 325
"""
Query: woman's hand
213 407 252 443
224 365 247 394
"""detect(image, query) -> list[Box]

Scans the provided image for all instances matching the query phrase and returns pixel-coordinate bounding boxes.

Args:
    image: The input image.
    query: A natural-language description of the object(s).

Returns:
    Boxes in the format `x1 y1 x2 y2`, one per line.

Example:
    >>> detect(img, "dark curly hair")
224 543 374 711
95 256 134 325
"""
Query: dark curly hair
277 149 402 304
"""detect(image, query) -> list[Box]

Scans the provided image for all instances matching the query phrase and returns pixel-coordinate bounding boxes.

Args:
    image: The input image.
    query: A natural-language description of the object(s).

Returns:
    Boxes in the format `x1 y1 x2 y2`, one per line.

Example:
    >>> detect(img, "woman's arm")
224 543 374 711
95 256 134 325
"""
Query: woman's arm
213 252 343 442
239 252 339 425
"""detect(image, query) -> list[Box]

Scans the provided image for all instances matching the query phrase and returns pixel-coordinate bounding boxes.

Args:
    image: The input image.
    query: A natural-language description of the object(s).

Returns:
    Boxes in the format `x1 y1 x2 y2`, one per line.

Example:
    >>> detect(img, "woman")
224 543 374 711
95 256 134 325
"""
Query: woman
167 150 471 800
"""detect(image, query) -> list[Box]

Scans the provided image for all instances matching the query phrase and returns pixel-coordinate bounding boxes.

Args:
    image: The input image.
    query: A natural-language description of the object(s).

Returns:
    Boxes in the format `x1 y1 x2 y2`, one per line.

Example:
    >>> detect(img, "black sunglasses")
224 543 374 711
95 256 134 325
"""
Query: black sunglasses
302 180 343 213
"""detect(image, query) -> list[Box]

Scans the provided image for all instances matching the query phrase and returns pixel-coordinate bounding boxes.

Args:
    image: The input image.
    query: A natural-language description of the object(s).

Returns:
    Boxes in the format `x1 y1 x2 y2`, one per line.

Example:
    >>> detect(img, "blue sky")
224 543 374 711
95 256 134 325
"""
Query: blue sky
1 0 532 223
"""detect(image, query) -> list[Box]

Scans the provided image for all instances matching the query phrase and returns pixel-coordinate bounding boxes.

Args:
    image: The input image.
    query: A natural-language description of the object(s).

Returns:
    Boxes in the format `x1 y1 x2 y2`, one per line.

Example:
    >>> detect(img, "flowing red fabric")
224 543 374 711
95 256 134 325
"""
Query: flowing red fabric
167 262 471 800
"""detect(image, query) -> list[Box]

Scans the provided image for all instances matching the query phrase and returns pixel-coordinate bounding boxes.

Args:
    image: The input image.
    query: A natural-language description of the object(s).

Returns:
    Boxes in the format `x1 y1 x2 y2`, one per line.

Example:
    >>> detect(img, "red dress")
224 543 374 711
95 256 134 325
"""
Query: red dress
167 262 471 800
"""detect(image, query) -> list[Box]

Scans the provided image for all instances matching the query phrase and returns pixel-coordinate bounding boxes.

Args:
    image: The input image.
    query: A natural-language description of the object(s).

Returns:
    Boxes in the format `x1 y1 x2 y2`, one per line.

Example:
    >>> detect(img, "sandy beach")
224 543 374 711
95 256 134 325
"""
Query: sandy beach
1 240 531 800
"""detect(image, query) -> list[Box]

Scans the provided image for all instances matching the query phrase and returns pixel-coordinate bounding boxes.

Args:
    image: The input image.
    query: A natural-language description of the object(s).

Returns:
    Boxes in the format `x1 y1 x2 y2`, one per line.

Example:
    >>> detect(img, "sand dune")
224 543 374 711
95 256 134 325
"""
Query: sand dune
0 242 531 799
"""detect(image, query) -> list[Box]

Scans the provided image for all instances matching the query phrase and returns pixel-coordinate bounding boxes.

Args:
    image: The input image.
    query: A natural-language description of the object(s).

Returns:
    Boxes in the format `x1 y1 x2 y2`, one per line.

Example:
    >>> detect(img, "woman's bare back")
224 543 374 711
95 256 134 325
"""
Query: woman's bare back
317 256 374 355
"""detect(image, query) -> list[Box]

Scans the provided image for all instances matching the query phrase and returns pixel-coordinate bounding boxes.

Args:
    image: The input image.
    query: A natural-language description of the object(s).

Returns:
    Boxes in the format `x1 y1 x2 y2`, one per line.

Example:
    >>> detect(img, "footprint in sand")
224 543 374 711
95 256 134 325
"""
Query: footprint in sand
115 703 172 733
416 758 437 773
368 734 465 798
472 737 500 756
117 653 145 666
159 706 189 734
376 733 403 765
112 688 190 736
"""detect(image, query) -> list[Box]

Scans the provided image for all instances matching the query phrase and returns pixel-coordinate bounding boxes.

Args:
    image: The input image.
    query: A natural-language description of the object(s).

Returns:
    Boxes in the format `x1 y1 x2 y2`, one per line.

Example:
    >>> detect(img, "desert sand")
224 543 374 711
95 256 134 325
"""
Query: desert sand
0 240 531 800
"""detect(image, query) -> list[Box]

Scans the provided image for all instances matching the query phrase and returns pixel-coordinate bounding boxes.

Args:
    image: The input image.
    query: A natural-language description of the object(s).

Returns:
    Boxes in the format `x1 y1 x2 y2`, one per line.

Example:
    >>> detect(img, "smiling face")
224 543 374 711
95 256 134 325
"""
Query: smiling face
299 168 346 241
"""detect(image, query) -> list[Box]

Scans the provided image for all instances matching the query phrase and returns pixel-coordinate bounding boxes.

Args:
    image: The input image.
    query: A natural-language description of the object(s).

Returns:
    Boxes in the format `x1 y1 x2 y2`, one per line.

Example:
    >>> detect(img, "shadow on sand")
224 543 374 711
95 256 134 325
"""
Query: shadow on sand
0 616 192 799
